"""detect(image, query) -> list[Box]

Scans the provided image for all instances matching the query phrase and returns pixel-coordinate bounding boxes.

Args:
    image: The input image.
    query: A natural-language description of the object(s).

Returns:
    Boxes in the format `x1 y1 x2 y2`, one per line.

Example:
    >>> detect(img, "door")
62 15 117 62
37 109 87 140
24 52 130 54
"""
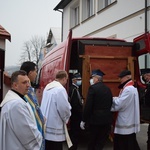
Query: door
134 32 150 122
133 32 150 88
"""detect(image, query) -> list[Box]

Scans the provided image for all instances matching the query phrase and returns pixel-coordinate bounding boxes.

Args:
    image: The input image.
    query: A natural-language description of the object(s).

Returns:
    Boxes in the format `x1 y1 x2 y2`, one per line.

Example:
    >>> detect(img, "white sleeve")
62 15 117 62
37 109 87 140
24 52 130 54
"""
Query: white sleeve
9 102 42 150
56 88 71 123
111 88 131 112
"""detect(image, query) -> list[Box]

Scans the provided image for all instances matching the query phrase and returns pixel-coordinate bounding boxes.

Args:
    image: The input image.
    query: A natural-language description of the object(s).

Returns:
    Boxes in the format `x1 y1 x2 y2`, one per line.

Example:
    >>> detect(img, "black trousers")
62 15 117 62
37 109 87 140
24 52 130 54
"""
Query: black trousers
113 133 140 150
147 124 150 150
88 124 110 150
69 116 82 150
45 140 63 150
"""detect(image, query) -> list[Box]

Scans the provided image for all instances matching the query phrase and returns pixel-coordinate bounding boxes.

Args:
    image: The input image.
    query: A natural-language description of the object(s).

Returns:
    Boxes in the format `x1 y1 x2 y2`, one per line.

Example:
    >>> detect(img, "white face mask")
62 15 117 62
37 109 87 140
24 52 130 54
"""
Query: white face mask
90 78 94 85
76 80 82 86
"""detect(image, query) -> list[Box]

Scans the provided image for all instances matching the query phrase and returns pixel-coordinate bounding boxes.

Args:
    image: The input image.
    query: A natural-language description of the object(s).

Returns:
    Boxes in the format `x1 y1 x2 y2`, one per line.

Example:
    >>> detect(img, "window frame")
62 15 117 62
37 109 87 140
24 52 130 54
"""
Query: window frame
82 0 95 21
70 1 80 28
97 0 116 11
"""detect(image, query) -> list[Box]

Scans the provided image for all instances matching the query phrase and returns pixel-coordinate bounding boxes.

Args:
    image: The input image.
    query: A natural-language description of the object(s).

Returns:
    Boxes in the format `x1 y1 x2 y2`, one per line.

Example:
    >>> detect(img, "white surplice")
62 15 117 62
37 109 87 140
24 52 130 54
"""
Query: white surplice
0 90 42 150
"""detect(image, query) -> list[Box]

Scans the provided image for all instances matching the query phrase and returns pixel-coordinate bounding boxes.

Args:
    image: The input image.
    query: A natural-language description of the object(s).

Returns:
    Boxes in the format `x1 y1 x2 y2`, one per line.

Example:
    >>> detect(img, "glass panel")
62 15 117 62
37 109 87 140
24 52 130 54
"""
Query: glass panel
98 0 104 10
75 6 79 25
82 0 94 20
82 0 87 20
87 0 93 17
135 39 146 51
105 0 109 6
70 1 79 27
98 0 116 11
138 53 150 83
89 0 93 16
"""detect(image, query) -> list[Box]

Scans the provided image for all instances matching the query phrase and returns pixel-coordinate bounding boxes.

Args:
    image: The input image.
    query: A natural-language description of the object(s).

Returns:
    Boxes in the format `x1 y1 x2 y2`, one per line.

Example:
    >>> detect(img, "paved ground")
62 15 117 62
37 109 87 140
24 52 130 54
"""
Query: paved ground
63 124 148 150
137 123 148 150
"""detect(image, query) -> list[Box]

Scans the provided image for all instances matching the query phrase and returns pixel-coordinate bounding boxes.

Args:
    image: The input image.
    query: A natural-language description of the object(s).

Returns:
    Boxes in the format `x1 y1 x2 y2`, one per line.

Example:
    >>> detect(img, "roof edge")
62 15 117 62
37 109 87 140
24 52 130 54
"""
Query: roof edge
54 0 72 11
0 35 11 42
0 25 11 42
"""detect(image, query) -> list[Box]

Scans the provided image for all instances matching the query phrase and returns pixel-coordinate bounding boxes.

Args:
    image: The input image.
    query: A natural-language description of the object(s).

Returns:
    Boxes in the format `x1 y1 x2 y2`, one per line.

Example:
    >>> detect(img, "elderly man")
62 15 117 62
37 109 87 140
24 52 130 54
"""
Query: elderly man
0 70 42 150
111 70 140 150
80 69 113 150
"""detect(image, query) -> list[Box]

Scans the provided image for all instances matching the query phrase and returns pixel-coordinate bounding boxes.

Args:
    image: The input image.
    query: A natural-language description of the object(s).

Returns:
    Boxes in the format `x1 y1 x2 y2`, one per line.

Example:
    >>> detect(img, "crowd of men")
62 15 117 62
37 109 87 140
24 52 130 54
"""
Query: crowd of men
0 61 150 150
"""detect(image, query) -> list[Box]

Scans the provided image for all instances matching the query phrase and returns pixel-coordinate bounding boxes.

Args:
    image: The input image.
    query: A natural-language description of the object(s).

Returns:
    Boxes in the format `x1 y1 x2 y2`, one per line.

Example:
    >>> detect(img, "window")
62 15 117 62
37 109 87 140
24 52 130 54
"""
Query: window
74 6 80 26
138 54 150 83
139 54 150 70
82 0 95 21
70 3 80 28
98 0 116 11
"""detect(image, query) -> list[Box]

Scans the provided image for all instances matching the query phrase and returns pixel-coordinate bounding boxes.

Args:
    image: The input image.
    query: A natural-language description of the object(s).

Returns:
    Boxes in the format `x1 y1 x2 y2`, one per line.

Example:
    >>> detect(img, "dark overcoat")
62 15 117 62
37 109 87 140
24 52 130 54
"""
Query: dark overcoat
83 81 113 125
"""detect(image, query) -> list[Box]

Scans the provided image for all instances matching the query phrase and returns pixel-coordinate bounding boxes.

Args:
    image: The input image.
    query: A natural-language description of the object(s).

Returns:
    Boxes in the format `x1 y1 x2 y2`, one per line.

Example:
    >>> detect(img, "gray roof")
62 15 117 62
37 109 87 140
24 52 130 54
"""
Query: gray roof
50 27 61 44
54 0 72 10
46 27 61 46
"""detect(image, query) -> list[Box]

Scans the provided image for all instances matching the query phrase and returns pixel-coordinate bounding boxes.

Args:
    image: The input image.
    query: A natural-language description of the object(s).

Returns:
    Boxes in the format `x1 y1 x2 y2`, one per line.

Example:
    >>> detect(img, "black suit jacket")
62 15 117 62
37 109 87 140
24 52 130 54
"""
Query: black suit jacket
83 81 113 125
69 84 83 118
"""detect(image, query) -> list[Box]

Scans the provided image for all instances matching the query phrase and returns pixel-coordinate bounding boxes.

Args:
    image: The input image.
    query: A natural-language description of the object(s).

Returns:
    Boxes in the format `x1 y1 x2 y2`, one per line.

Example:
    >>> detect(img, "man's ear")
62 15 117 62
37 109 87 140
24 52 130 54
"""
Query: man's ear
13 82 18 90
28 71 32 77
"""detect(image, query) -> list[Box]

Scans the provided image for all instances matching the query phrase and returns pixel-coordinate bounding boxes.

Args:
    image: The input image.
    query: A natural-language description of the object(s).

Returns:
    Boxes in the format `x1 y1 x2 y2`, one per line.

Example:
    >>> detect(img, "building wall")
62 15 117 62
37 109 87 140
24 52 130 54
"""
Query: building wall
0 39 5 49
62 0 150 42
3 84 10 98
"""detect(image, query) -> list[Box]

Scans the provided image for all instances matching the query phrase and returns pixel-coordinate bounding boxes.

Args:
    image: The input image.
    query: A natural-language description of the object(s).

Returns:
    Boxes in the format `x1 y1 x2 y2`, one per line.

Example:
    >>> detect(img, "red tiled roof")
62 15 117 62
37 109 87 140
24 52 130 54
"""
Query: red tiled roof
0 25 11 41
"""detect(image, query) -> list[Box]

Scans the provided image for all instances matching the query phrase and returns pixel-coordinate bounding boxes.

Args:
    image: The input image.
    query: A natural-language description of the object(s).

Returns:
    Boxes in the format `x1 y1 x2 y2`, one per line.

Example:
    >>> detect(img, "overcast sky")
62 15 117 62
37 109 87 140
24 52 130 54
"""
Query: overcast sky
0 0 61 66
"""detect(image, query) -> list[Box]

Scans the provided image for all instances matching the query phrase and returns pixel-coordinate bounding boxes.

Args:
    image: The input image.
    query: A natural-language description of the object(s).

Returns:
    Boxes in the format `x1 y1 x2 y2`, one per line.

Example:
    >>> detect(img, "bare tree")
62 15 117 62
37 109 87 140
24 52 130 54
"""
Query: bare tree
20 35 46 67
20 41 32 62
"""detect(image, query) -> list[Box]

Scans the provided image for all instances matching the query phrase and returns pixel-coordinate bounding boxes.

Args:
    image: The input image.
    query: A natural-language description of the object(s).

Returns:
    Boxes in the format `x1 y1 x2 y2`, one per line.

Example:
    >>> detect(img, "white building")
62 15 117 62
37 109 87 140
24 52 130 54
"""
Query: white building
38 27 61 70
46 27 61 52
54 0 150 42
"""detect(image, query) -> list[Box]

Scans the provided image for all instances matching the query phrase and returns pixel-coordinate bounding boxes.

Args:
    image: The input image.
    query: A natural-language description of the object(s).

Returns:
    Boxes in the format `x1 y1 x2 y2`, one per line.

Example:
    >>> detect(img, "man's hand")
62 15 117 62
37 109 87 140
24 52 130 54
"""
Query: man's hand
80 121 85 130
113 97 118 100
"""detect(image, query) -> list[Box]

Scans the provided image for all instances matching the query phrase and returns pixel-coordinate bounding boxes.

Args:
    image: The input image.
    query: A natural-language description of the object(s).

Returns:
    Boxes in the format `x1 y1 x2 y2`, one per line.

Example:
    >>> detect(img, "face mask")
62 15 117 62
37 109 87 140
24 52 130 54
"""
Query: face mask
76 80 82 86
90 79 94 85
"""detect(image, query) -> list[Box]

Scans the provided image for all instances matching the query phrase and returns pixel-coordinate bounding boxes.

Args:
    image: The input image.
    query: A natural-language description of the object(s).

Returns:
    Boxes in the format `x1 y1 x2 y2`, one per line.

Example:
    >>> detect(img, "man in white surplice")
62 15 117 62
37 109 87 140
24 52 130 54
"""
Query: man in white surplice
111 70 140 150
40 70 71 150
0 70 42 150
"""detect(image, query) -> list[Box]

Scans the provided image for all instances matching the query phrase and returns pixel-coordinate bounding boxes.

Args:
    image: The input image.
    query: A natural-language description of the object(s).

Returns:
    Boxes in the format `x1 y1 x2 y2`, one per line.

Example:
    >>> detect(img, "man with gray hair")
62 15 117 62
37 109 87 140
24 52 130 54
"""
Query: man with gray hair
111 70 140 150
80 69 113 150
